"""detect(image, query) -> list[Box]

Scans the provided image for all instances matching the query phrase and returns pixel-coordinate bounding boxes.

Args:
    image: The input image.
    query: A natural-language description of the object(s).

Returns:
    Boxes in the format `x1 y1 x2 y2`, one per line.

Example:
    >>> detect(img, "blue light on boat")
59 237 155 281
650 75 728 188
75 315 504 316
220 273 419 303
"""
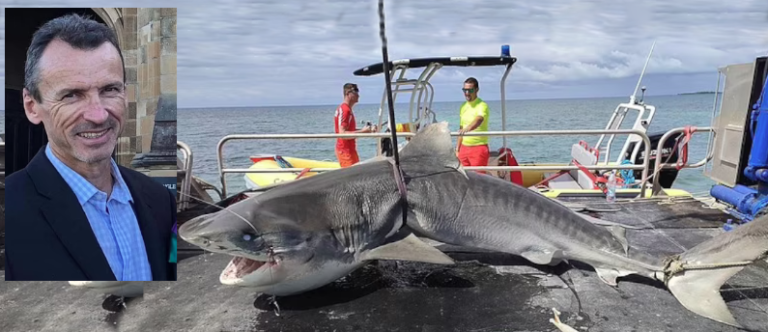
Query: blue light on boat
501 45 510 58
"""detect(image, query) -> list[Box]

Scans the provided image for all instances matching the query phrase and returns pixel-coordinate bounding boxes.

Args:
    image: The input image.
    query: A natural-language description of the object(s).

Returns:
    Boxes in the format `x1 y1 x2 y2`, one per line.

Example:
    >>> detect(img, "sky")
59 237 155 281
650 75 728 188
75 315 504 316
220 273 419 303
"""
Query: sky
1 0 767 108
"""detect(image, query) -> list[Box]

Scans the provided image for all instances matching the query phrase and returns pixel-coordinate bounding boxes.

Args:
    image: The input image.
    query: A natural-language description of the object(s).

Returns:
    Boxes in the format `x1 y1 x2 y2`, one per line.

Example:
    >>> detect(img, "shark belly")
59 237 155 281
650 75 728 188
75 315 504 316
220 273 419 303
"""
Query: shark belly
256 260 366 297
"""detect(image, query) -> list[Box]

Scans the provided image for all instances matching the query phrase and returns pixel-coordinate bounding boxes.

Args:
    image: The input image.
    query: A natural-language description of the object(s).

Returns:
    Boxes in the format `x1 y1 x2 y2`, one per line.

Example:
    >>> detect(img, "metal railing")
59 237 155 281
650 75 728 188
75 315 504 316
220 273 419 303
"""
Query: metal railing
651 127 715 194
177 141 193 211
594 103 656 165
216 129 656 198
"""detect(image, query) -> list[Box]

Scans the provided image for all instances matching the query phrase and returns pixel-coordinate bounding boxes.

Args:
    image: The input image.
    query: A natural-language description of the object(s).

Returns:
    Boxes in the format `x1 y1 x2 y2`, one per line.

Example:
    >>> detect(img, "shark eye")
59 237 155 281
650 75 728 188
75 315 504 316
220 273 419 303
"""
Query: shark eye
243 234 252 241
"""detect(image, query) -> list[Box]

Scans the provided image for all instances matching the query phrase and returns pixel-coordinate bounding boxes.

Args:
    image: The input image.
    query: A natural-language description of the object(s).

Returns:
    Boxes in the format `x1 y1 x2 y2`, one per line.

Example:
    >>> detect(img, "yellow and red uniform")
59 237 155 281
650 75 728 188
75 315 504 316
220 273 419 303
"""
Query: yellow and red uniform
459 97 490 174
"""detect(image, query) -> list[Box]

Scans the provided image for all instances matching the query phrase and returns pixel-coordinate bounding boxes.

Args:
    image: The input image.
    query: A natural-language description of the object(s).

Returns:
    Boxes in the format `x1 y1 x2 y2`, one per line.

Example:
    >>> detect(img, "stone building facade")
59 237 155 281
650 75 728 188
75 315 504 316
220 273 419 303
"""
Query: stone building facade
92 8 178 182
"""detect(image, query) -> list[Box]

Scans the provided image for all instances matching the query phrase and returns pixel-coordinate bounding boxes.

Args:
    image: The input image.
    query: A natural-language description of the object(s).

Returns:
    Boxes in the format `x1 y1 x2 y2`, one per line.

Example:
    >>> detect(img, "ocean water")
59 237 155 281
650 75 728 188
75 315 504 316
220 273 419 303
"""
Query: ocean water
178 94 719 197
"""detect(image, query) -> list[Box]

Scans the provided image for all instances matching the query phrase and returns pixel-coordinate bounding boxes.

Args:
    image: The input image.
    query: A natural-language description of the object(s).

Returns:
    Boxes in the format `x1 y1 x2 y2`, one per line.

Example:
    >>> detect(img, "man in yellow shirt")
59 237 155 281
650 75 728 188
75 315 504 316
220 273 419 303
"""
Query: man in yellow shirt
456 77 490 174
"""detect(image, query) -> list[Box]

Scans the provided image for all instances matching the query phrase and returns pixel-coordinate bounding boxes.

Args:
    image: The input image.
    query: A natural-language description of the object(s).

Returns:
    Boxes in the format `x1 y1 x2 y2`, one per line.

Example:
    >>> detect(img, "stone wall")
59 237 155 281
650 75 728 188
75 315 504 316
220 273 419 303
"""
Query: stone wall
117 8 138 166
115 8 176 170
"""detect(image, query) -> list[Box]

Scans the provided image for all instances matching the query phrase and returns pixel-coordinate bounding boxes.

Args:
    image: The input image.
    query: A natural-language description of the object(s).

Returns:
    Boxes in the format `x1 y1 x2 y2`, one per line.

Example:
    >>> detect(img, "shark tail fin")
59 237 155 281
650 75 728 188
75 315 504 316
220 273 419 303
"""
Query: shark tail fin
665 216 768 328
666 266 746 327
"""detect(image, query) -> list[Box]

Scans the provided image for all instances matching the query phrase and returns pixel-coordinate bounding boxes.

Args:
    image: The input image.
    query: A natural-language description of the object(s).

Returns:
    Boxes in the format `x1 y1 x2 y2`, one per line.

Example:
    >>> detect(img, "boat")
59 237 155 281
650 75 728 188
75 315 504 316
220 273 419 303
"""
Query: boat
176 43 719 228
244 155 340 189
234 43 695 201
174 49 768 331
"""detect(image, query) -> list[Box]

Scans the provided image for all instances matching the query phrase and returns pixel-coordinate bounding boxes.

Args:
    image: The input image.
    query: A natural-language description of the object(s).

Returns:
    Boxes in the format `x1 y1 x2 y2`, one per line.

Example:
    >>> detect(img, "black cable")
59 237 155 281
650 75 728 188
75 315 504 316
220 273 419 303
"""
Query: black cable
378 0 400 168
377 0 409 230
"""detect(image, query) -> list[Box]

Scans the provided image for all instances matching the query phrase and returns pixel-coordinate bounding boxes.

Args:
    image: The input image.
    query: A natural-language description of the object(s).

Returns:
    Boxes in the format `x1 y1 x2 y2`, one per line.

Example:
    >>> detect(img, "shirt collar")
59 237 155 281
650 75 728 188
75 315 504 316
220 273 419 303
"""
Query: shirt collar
45 144 134 206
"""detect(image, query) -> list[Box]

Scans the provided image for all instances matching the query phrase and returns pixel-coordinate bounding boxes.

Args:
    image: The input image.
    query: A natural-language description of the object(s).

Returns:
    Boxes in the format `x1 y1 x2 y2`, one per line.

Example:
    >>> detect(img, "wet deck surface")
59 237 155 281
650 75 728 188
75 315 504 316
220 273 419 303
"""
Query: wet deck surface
2 196 768 331
556 195 732 229
156 237 768 332
0 276 145 332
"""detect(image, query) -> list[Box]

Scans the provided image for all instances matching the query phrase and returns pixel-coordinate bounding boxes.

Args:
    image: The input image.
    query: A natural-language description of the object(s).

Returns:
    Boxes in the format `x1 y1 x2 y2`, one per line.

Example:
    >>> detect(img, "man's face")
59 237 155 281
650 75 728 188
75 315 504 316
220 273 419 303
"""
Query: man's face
23 39 125 166
462 82 478 101
348 87 359 104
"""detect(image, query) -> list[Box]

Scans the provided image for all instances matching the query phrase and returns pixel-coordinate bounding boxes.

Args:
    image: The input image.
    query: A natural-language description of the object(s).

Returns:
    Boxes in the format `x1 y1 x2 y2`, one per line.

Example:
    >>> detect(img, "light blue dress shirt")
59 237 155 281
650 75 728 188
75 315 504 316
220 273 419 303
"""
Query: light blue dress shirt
46 144 153 281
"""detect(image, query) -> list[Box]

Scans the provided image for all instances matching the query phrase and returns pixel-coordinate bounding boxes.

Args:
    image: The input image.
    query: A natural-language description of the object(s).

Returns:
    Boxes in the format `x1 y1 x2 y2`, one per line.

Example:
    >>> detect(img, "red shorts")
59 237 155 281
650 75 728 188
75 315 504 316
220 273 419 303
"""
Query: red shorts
458 144 490 174
336 149 360 168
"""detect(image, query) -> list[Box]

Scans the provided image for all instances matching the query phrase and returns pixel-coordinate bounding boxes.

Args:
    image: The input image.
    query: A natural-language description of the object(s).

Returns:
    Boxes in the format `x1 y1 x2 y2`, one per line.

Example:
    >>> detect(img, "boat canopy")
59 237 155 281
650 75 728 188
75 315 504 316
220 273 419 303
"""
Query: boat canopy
353 56 518 76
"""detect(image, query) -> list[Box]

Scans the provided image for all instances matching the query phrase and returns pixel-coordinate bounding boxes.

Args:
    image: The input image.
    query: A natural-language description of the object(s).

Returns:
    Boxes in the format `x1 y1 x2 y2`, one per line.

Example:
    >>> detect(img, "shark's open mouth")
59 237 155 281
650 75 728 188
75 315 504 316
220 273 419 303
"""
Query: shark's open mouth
221 257 266 280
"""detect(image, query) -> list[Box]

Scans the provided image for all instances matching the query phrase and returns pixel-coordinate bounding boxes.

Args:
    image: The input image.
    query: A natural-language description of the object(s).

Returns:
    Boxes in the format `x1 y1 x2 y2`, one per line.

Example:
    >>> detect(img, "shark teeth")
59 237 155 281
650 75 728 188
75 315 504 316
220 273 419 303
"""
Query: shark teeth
222 257 265 280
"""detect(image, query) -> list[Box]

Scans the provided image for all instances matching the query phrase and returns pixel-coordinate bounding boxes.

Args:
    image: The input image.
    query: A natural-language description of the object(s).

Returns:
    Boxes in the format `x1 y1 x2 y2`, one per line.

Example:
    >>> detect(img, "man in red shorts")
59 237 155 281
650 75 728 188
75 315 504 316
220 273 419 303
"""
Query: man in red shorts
456 77 490 174
334 83 376 167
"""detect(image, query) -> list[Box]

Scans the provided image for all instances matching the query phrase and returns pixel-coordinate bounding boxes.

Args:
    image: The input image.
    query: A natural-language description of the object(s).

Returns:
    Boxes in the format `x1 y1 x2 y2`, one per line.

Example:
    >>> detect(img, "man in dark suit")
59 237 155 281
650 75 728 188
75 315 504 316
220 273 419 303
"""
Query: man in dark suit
4 13 176 281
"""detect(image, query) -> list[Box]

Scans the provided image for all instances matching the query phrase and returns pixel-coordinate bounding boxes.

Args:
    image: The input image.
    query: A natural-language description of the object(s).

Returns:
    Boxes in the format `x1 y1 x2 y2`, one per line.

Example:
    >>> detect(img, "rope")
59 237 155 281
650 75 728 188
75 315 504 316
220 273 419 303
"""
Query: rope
675 126 696 170
661 254 765 284
378 0 409 227
378 0 400 169
387 158 408 202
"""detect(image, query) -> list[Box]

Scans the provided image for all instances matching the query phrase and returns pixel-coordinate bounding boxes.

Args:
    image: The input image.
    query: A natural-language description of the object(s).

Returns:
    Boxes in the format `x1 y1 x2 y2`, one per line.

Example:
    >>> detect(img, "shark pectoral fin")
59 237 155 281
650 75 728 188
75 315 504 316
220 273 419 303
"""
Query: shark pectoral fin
521 248 562 266
605 226 629 255
362 233 455 265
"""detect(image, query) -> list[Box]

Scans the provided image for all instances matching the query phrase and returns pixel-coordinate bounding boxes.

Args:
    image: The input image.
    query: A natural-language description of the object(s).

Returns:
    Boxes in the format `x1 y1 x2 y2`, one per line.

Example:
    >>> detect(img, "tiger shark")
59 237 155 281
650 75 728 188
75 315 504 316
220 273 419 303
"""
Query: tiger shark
179 122 767 328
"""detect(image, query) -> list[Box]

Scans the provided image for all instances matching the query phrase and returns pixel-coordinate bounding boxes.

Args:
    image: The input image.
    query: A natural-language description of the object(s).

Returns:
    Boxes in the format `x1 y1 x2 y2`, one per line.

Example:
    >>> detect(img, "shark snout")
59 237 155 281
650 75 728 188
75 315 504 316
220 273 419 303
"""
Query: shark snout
179 212 266 257
178 214 217 244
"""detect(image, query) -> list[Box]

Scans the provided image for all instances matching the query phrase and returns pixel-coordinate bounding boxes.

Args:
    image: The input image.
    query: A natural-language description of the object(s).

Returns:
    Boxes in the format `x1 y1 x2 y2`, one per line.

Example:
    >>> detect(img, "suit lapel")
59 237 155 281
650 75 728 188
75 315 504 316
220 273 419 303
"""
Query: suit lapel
121 169 166 280
27 148 116 281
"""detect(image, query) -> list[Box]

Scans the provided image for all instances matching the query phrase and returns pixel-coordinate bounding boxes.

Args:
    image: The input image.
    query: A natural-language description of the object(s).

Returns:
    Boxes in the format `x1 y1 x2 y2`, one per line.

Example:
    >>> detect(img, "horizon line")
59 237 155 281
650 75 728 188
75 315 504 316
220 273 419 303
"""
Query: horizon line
176 91 711 110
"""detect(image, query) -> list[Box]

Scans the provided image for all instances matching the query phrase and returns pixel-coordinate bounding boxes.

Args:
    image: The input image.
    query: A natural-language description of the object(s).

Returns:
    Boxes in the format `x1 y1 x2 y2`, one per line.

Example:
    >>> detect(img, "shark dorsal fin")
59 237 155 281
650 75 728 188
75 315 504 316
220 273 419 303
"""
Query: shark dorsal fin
399 122 468 179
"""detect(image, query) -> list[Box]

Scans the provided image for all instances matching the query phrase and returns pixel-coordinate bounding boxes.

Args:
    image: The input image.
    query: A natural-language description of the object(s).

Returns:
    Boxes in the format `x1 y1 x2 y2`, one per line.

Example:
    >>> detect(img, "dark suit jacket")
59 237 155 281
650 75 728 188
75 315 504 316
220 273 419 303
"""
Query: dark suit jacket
4 147 177 281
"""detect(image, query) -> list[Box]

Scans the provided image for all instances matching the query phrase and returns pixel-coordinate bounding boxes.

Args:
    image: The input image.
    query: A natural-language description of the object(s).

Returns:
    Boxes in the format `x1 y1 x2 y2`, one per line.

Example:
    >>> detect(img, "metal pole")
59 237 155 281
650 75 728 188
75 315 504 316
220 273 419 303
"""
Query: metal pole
500 63 513 150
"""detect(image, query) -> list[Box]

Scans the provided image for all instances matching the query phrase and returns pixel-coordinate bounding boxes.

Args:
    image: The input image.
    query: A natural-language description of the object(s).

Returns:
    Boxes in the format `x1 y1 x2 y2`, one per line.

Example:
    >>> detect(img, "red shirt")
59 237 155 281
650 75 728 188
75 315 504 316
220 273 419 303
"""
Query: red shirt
334 103 356 151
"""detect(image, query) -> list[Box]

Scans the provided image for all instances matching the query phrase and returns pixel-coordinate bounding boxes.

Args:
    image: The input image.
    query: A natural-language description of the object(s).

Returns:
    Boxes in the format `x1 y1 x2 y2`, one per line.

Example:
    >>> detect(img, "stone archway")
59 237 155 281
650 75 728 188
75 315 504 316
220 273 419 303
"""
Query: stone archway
91 8 125 51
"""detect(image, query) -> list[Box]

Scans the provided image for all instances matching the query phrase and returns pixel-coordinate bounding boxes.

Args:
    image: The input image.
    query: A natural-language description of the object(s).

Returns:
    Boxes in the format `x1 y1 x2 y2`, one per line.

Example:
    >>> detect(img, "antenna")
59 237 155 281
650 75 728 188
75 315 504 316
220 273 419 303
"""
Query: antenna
630 41 656 105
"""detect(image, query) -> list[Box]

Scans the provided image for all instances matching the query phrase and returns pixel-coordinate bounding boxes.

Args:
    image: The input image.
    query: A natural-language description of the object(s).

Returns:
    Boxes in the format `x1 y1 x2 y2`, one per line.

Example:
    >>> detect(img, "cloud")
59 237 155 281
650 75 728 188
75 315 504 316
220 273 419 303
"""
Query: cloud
1 0 766 108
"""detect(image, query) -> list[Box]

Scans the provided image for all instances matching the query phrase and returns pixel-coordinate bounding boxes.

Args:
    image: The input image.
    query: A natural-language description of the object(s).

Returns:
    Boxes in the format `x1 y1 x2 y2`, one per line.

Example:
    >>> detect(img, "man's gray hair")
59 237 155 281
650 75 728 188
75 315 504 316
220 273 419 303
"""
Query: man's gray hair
24 13 125 102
